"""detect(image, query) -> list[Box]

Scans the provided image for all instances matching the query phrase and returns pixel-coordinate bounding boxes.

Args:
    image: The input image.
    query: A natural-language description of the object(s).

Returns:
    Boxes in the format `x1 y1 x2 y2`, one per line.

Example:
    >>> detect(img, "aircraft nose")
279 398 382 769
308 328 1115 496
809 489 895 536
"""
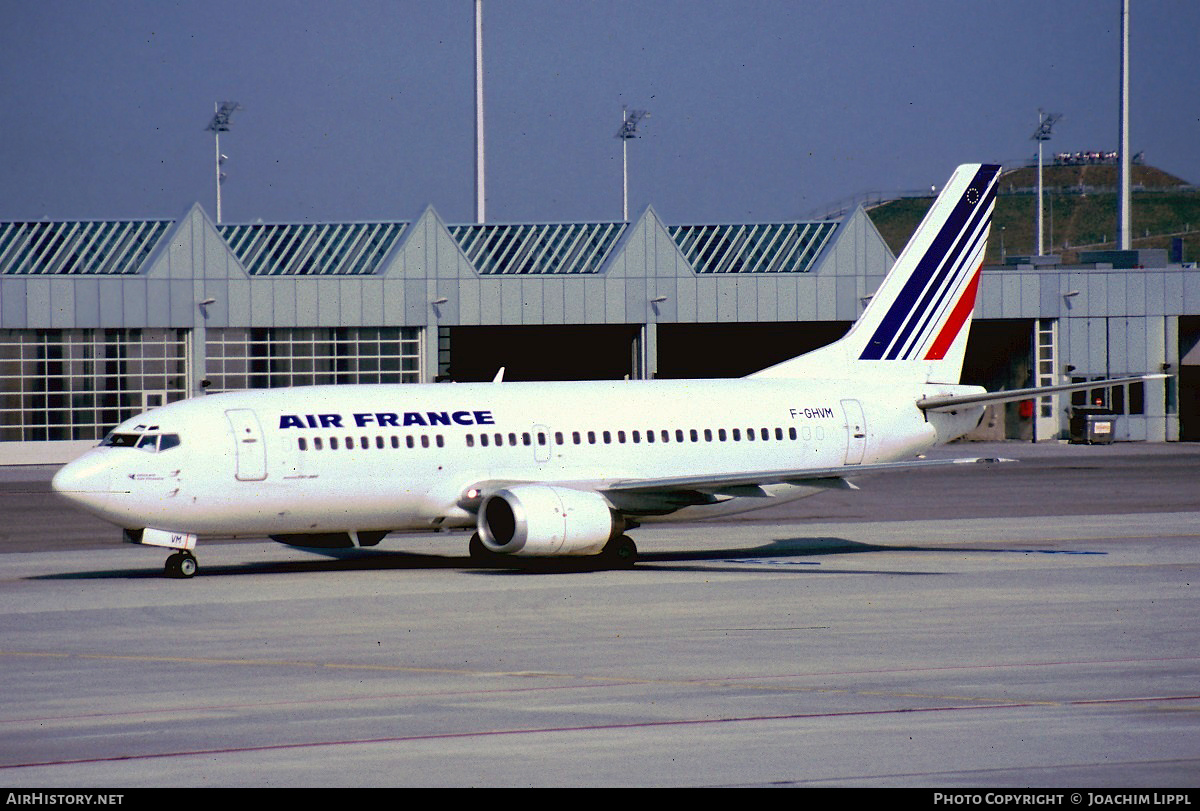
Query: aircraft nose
52 454 115 510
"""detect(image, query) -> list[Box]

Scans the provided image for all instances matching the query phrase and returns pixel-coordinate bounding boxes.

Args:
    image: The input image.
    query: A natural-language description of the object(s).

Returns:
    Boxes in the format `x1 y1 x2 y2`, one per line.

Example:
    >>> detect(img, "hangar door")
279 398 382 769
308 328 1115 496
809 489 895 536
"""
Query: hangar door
657 322 850 379
1180 317 1200 441
442 325 640 382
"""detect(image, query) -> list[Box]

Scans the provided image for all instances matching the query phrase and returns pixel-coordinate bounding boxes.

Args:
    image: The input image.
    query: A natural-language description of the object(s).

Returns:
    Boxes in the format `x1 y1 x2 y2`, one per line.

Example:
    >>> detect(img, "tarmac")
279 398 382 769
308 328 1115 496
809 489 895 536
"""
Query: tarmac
1 441 1198 787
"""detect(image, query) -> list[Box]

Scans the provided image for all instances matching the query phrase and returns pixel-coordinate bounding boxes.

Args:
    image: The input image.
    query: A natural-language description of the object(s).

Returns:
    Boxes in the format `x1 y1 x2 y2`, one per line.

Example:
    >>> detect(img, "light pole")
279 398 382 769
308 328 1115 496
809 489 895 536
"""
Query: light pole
206 102 241 224
616 106 648 222
474 0 486 223
1117 0 1132 250
1031 109 1061 256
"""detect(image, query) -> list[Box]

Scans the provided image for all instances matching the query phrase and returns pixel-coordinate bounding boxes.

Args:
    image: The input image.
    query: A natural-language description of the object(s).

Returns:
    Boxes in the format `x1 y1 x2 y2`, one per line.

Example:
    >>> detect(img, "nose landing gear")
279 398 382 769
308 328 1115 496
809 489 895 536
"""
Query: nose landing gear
165 551 198 579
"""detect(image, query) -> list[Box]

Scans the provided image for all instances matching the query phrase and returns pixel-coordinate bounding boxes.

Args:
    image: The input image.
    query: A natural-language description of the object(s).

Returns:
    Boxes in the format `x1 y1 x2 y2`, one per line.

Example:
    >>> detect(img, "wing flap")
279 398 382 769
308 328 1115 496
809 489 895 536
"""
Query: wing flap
604 456 1013 495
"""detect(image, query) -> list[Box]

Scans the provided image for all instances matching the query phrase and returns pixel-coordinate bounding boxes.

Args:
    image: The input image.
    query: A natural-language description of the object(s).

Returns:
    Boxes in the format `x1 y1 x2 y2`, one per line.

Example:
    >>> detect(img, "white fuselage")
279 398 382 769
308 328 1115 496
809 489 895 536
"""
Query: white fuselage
53 162 1006 558
51 376 968 540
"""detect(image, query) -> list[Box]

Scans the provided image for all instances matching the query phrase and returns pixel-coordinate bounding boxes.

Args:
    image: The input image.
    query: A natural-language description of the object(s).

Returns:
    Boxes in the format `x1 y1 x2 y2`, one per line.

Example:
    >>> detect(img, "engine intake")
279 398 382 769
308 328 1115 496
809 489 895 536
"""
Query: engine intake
477 485 618 556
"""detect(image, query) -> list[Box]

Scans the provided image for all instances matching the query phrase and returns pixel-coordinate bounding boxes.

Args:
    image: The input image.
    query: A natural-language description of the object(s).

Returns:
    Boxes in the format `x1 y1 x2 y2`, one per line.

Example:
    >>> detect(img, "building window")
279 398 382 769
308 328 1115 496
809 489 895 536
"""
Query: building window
0 328 188 441
205 326 422 392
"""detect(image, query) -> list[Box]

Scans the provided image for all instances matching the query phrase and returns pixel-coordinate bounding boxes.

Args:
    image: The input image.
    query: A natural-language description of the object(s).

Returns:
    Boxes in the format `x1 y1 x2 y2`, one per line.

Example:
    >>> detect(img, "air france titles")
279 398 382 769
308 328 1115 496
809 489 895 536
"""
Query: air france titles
278 410 495 430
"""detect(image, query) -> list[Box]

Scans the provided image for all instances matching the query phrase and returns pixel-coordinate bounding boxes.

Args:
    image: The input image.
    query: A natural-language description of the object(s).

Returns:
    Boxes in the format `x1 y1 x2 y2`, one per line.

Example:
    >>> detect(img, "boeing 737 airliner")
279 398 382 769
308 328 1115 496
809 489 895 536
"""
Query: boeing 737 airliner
52 164 1156 577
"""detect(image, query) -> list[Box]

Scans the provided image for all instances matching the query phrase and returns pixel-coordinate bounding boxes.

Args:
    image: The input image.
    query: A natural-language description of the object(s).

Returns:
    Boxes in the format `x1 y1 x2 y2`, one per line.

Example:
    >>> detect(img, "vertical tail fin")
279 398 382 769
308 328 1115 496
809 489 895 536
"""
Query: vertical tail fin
753 163 1001 383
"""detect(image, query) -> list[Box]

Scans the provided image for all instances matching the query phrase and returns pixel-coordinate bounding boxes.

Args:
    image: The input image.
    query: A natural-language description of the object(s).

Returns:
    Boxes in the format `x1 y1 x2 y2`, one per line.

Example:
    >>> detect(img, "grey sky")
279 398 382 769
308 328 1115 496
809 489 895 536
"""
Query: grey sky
1 0 1196 225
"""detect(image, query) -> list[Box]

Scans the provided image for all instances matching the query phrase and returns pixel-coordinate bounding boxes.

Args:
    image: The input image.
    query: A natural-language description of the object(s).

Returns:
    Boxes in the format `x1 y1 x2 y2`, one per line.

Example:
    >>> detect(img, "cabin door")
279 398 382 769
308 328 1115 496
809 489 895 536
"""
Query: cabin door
226 409 268 481
841 399 867 465
532 424 553 465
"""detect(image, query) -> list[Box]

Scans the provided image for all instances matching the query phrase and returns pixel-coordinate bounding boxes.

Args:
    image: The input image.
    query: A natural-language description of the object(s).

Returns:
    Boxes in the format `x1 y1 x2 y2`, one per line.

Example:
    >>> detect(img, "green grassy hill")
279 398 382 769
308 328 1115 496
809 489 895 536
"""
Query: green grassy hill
867 164 1200 265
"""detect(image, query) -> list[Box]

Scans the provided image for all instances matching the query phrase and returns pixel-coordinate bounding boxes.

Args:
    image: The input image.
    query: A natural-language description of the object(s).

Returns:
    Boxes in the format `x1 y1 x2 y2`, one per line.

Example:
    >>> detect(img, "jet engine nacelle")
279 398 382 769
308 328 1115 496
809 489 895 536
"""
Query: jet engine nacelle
477 484 618 556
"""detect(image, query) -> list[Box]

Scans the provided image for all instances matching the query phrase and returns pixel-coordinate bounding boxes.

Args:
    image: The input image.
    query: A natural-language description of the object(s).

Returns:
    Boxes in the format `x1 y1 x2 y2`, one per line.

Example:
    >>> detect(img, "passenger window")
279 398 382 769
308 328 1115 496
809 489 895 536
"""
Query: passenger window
703 429 712 442
314 437 324 451
466 434 475 448
436 435 444 448
391 436 399 449
572 431 581 445
480 434 489 447
298 437 308 452
617 431 626 444
718 429 726 441
331 437 339 450
421 435 430 448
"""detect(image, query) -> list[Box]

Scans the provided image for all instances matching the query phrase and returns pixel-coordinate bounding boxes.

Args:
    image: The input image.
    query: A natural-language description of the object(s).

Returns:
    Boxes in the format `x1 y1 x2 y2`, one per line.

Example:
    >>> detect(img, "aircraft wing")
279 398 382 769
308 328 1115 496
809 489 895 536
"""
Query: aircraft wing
602 456 1012 497
459 456 1013 516
918 374 1168 412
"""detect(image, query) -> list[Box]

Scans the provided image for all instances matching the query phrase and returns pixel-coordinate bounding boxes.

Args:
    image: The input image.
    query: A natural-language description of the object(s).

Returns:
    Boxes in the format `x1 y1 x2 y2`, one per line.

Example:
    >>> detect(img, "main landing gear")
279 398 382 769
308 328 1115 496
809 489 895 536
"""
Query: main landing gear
164 550 198 579
466 533 638 569
603 535 638 569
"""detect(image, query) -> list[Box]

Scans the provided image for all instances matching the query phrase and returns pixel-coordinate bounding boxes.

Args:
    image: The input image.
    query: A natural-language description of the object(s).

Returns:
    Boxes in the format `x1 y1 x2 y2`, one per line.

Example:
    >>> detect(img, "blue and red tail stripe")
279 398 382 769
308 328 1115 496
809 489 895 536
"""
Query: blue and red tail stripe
858 164 1000 361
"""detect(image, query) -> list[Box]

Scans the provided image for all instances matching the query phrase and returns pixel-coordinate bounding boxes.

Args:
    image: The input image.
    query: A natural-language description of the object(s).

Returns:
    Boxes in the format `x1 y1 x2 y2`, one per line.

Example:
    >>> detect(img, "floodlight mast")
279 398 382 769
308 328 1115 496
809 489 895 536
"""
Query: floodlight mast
206 102 241 224
474 0 486 223
1031 109 1061 256
1117 0 1132 251
617 106 649 222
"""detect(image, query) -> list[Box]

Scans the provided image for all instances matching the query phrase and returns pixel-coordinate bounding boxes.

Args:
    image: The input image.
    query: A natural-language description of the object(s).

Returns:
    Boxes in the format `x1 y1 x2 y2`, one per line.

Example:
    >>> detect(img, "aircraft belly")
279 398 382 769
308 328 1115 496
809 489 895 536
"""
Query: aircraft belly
152 477 439 535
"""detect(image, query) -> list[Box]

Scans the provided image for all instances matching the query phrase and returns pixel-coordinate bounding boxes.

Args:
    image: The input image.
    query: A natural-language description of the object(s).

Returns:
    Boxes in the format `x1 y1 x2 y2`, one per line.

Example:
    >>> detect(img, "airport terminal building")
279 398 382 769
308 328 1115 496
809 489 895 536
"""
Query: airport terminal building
2 198 1198 463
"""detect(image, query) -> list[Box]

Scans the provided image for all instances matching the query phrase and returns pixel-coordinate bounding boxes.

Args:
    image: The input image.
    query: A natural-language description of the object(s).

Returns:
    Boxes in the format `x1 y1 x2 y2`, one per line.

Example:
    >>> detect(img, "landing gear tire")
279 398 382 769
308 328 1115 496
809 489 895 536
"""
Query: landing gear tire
165 551 198 579
603 535 638 569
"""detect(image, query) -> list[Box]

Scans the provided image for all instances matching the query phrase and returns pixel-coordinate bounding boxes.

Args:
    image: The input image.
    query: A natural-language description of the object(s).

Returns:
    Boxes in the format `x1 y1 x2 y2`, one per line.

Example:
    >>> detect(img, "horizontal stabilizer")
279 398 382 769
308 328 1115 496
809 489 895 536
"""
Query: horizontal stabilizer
918 374 1168 413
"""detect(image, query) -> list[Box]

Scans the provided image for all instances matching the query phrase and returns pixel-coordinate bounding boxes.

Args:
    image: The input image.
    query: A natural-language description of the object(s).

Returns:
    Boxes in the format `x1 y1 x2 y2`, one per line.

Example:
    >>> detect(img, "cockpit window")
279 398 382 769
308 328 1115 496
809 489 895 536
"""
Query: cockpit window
102 432 181 452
